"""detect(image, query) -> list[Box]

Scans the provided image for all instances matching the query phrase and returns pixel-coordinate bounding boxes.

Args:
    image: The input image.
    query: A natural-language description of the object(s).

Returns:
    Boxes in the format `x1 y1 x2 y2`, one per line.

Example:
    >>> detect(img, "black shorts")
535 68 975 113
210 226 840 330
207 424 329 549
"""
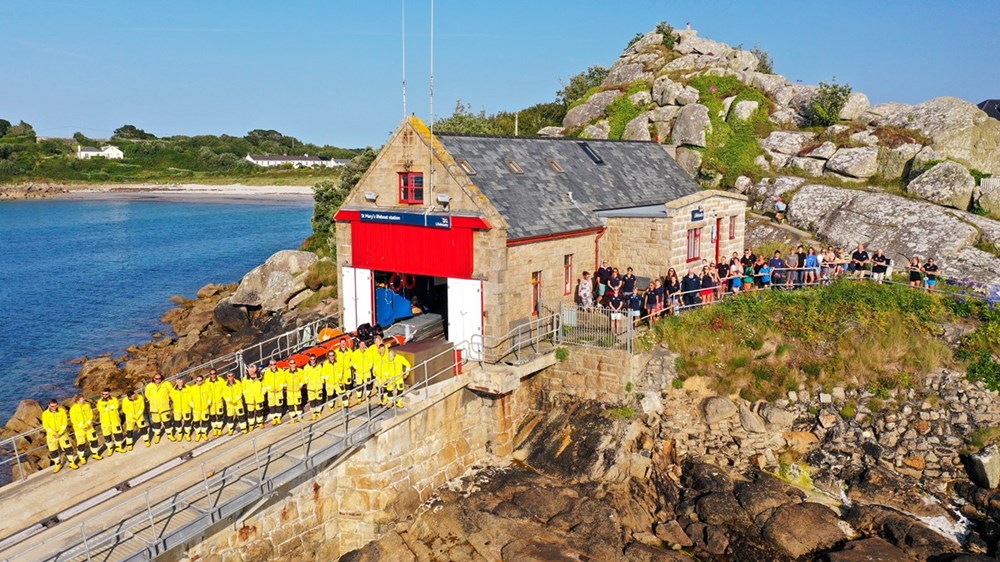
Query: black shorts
909 271 922 282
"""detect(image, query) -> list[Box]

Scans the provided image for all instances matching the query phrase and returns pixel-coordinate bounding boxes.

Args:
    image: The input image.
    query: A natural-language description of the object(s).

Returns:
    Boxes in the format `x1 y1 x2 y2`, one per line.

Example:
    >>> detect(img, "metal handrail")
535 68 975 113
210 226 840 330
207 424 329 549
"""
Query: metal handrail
473 312 561 365
2 341 469 562
0 314 340 485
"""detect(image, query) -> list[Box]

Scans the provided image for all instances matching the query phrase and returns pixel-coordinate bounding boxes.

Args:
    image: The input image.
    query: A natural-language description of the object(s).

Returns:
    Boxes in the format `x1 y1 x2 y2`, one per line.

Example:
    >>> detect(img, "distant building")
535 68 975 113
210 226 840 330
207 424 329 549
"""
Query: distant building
77 145 124 160
244 154 340 169
979 100 1000 121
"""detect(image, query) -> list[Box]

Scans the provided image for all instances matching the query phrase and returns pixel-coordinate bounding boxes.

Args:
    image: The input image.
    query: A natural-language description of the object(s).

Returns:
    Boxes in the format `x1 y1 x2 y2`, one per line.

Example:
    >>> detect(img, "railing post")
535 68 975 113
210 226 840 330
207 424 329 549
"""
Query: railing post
252 438 263 483
201 463 212 507
12 439 24 481
80 522 93 561
145 489 157 542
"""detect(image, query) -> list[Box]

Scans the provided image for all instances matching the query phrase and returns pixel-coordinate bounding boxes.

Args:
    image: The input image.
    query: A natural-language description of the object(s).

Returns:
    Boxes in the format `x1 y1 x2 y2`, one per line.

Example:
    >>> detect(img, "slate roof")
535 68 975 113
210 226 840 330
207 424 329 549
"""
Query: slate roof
435 135 701 240
979 99 1000 120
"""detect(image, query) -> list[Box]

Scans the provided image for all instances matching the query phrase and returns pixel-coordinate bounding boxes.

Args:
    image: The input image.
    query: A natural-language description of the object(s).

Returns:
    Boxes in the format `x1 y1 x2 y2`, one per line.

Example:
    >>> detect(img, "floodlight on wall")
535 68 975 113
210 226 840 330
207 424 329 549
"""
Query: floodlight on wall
436 193 451 205
364 191 378 203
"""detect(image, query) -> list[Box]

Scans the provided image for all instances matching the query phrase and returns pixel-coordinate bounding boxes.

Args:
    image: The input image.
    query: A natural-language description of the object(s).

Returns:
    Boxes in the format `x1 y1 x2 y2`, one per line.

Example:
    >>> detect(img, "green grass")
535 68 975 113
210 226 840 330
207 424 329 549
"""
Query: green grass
686 75 773 187
605 406 636 420
651 280 952 400
605 97 645 140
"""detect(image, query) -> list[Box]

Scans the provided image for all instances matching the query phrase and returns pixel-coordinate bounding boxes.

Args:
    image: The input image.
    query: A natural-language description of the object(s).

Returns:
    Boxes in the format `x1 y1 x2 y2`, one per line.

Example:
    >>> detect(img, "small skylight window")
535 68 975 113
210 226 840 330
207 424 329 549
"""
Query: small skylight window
549 160 564 173
578 142 604 165
458 159 477 175
505 159 524 174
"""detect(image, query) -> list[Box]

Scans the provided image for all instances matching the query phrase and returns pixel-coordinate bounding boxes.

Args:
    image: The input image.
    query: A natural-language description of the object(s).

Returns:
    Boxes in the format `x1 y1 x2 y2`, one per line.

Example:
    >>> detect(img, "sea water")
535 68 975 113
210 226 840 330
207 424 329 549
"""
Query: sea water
0 198 313 421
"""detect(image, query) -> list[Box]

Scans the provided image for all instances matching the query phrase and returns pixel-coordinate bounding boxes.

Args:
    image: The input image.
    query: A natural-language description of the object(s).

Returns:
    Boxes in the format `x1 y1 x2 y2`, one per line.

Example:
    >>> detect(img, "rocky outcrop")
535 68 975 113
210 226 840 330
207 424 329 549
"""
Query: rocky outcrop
786 183 1000 284
230 250 318 312
825 146 879 179
562 90 623 129
969 445 1000 489
0 183 67 200
671 104 711 147
864 97 1000 176
907 160 976 210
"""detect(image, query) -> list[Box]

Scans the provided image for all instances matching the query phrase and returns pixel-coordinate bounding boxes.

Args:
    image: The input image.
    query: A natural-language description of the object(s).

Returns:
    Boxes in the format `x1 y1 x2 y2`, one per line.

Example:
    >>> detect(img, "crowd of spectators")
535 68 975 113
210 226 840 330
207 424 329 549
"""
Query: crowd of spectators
577 244 943 332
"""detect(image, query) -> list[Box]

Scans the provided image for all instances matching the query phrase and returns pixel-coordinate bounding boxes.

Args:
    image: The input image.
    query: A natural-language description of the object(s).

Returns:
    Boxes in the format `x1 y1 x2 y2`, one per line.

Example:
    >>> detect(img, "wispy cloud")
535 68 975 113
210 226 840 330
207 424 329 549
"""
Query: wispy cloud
3 38 97 63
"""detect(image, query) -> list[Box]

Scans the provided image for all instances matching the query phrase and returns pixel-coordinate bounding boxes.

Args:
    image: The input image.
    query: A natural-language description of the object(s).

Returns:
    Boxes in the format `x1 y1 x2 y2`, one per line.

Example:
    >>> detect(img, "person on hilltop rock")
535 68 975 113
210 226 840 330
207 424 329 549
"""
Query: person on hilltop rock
923 258 939 291
42 399 78 472
144 373 173 444
96 388 126 455
69 395 102 462
774 197 787 224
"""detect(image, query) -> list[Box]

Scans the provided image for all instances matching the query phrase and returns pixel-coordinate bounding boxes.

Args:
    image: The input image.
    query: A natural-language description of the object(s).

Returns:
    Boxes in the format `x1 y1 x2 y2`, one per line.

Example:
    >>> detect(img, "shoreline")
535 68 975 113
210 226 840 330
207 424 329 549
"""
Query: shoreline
3 183 315 204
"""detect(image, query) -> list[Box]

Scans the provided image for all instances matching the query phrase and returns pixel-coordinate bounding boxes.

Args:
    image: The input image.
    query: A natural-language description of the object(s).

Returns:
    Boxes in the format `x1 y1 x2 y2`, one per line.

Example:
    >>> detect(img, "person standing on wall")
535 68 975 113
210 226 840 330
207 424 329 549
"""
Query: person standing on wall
171 378 193 441
69 395 102 462
144 373 173 444
223 371 247 434
242 365 265 431
122 389 151 449
262 359 287 426
305 356 326 420
285 359 305 423
42 399 77 472
386 348 411 409
96 388 126 455
206 369 227 436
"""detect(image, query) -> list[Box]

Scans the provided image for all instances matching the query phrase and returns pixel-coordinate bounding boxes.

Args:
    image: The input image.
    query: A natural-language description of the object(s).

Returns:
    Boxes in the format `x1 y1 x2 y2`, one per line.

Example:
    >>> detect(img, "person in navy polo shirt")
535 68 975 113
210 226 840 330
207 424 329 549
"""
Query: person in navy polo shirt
608 288 625 336
596 260 613 301
622 267 637 297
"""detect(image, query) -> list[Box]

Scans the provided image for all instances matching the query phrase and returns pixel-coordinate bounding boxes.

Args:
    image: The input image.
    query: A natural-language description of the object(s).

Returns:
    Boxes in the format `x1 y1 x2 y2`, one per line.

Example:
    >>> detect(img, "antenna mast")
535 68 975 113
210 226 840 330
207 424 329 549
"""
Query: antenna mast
401 0 407 119
428 0 435 207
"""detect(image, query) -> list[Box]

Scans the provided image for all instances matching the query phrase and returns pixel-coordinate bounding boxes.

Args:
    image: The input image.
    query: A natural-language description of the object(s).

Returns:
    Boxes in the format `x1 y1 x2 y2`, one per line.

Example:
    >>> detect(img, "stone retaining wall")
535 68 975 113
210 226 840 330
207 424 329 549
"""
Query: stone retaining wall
177 375 542 562
543 346 651 404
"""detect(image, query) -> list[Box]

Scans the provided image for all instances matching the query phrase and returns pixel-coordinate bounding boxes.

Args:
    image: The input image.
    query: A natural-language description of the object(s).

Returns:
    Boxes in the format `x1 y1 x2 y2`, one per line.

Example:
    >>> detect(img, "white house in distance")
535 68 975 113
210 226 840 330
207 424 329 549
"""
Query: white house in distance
245 154 346 169
77 145 125 160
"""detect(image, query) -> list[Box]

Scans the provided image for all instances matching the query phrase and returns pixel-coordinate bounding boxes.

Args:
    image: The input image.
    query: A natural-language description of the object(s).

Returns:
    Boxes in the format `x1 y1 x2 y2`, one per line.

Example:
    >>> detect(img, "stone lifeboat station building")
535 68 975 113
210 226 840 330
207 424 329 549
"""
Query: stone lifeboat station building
334 116 746 360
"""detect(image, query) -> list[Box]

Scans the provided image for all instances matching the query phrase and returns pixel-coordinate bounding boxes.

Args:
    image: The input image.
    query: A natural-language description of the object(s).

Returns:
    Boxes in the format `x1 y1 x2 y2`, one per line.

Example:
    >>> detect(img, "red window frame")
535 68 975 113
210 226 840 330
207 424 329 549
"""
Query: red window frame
398 172 424 204
686 228 702 262
531 271 542 316
563 255 573 296
729 215 737 240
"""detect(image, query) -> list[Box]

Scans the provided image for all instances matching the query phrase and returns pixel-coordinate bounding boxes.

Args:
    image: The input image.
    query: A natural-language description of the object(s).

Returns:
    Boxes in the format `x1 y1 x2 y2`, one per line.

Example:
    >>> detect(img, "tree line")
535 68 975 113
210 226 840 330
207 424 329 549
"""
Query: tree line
0 120 360 183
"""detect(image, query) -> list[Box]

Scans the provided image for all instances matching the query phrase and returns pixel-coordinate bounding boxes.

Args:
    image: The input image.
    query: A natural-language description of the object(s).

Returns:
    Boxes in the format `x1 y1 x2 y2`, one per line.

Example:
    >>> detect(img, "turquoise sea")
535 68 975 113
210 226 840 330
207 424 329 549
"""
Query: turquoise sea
0 198 313 421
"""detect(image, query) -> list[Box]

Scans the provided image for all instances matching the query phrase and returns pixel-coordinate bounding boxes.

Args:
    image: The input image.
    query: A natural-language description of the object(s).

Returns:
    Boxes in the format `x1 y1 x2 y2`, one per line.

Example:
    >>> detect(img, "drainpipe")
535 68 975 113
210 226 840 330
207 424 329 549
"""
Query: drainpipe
594 226 607 272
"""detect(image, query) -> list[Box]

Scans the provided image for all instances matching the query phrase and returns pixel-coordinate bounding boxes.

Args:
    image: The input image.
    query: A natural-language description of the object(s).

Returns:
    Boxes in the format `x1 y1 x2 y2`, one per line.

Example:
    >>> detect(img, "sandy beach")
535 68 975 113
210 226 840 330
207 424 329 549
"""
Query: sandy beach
57 183 314 203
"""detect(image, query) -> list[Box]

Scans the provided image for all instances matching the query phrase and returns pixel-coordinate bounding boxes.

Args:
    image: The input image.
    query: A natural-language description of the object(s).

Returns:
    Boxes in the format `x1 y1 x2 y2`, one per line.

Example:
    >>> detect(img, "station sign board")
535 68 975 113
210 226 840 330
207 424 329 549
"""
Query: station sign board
359 210 451 229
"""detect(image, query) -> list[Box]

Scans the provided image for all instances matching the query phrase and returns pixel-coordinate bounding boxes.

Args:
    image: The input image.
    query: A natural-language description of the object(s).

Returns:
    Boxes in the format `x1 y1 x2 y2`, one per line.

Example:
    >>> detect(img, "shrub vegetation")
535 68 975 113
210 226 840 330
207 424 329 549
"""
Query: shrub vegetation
651 281 951 400
805 79 852 127
688 75 772 187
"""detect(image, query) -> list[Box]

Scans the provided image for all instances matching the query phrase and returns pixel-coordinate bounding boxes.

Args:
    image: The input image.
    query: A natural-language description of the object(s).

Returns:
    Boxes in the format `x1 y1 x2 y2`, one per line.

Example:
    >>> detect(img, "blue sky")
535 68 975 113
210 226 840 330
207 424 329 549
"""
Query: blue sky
3 0 998 147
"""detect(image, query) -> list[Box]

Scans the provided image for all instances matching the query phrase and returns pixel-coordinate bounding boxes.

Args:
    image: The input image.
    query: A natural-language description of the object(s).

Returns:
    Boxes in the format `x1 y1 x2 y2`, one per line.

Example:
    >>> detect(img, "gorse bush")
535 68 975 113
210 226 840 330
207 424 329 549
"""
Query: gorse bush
656 22 676 50
751 44 774 74
653 281 951 401
806 79 852 127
